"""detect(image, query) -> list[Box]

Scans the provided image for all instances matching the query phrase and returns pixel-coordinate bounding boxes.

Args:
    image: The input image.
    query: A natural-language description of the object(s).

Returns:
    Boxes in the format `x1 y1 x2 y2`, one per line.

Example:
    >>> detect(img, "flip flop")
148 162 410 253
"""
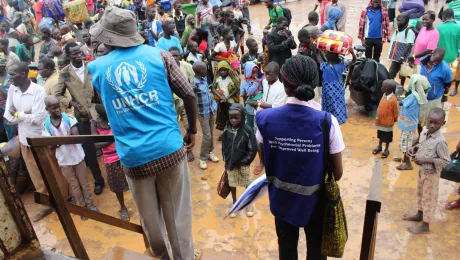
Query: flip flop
381 151 390 159
397 164 414 171
120 208 130 221
445 201 460 210
449 91 458 96
372 147 382 155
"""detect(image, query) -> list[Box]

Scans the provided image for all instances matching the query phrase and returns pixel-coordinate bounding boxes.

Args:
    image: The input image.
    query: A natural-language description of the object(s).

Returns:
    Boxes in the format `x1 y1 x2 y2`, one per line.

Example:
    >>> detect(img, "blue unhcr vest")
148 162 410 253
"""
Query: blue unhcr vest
88 45 183 168
256 104 331 227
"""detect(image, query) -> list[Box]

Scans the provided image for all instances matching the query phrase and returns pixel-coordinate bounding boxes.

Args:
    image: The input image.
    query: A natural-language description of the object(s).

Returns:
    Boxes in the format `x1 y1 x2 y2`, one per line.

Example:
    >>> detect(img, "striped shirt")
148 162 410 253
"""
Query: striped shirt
42 115 85 166
448 0 460 21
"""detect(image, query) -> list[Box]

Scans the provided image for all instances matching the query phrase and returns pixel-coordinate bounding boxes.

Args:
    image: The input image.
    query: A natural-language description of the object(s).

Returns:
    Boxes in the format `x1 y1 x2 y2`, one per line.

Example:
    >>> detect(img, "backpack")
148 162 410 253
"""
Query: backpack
273 5 292 26
350 58 389 111
44 113 71 136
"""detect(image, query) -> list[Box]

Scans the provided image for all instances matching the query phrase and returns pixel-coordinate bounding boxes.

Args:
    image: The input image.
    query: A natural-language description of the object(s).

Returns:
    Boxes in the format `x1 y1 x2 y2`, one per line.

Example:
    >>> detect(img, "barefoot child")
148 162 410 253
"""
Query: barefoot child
395 75 430 170
403 108 451 234
91 105 130 221
222 103 258 218
373 79 399 159
42 95 99 220
192 61 220 170
212 61 240 140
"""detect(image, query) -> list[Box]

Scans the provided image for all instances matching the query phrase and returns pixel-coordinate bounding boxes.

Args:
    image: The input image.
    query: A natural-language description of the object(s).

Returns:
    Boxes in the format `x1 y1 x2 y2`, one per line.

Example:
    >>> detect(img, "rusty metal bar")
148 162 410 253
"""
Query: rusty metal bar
35 192 144 234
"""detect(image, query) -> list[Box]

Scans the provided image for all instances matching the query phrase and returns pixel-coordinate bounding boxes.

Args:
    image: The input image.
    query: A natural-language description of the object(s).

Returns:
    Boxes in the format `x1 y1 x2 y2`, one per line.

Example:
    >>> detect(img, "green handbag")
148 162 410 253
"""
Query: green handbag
320 113 348 257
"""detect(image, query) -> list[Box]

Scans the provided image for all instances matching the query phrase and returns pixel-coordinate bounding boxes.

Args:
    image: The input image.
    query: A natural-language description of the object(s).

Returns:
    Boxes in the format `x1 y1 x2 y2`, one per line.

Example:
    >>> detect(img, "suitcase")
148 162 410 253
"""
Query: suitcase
316 30 353 55
64 0 89 24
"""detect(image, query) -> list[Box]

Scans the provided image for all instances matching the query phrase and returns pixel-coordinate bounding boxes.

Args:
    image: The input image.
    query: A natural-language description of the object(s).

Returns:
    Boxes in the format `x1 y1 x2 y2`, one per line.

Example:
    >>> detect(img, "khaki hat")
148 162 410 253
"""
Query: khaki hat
90 7 144 48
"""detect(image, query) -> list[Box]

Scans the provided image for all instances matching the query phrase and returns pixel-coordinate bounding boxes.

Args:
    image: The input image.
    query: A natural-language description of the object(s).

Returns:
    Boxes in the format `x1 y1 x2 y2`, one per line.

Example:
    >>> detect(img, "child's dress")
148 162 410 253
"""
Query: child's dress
320 61 348 124
214 61 240 131
240 62 263 129
95 121 129 194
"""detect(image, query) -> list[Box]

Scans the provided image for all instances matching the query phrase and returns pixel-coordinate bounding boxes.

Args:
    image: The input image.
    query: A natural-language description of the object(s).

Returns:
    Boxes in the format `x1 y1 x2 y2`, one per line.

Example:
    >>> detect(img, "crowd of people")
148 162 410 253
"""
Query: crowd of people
0 0 460 259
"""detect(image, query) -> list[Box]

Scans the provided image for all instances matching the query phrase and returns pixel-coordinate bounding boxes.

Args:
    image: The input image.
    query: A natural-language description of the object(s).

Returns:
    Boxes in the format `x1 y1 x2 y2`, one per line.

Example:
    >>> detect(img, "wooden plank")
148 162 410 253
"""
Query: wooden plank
359 160 383 260
29 146 89 260
367 160 383 204
35 193 144 234
27 135 114 147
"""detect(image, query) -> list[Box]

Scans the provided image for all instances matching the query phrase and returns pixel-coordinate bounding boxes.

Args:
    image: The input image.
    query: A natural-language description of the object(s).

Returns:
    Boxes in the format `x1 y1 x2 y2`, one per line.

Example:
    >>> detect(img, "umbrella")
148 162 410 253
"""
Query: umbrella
225 174 268 219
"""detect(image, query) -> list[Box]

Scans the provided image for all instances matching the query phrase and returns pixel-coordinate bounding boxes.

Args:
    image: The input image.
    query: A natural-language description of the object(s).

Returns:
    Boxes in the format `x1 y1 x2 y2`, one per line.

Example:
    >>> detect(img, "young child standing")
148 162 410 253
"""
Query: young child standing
222 103 258 218
240 38 260 66
42 95 99 220
192 62 220 170
373 80 399 159
317 50 356 125
404 108 451 234
395 75 430 171
212 61 240 140
91 105 130 221
240 62 263 130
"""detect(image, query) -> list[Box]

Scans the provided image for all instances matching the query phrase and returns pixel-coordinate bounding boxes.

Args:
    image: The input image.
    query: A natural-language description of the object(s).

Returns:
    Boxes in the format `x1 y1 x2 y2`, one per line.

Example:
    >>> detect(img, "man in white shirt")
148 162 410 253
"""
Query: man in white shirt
3 62 58 222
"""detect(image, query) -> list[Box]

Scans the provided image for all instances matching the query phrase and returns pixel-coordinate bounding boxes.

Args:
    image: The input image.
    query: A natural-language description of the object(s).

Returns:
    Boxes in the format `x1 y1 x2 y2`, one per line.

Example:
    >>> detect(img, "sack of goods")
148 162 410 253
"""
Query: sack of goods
63 0 90 24
316 30 353 55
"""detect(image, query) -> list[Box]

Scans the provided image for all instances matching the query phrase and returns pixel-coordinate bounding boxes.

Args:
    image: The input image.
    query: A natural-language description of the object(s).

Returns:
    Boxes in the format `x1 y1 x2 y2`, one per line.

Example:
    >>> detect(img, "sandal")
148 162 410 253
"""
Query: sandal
381 151 390 159
120 207 130 221
32 207 54 222
194 249 203 260
253 163 264 175
396 164 413 171
449 91 458 96
393 158 402 163
445 201 460 210
372 147 382 155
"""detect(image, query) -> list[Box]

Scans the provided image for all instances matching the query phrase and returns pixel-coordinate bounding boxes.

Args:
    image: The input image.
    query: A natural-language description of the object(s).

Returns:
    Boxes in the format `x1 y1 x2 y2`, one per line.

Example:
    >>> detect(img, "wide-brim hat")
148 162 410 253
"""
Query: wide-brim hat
90 7 144 48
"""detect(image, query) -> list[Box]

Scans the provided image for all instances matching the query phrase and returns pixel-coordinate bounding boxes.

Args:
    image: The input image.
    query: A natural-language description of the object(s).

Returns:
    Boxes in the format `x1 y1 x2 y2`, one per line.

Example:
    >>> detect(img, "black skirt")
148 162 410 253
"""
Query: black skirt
216 102 230 131
377 130 393 143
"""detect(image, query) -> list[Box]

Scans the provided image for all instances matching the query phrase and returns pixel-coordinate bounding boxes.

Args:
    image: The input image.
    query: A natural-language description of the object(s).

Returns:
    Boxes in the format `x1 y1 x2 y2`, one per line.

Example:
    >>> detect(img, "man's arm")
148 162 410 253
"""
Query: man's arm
4 87 18 124
161 51 197 148
17 89 48 125
55 70 74 109
267 32 289 52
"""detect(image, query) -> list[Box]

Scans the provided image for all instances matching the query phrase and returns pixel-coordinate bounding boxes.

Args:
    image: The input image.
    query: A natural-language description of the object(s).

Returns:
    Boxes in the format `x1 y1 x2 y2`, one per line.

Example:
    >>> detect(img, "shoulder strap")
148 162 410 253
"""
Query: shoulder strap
322 112 332 180
62 113 71 127
44 117 52 135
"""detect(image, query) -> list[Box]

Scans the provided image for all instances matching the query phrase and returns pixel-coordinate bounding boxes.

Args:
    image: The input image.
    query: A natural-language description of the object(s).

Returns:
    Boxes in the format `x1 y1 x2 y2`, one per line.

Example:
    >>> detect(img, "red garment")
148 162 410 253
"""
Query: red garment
95 126 120 164
34 1 43 24
198 40 208 53
358 0 391 43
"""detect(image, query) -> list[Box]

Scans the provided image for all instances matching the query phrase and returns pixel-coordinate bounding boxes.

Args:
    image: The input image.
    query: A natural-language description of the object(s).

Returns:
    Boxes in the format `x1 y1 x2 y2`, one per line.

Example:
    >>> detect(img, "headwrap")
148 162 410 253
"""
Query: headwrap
240 62 263 100
324 7 343 30
404 74 431 105
214 61 241 103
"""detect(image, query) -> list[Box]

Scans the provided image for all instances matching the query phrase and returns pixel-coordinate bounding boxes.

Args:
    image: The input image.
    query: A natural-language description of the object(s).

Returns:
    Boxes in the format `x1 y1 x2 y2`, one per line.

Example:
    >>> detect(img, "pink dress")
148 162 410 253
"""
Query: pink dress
320 0 331 26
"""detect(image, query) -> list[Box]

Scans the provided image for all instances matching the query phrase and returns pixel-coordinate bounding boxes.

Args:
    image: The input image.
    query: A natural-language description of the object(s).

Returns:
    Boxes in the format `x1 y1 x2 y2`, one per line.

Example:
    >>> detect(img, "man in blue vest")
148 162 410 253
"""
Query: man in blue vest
88 7 202 260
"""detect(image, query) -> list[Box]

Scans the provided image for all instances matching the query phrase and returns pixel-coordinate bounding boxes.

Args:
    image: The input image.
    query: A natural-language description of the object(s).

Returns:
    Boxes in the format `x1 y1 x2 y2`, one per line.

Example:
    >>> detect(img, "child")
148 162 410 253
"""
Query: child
395 75 430 170
212 61 240 139
192 61 220 170
320 7 343 32
143 5 162 47
240 62 263 130
404 108 451 234
186 41 203 65
303 11 320 28
222 103 258 218
156 20 183 53
317 49 356 125
373 79 399 159
211 27 239 67
240 38 260 66
81 29 93 61
261 28 269 71
91 105 130 221
42 95 99 220
157 5 172 23
388 13 415 86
